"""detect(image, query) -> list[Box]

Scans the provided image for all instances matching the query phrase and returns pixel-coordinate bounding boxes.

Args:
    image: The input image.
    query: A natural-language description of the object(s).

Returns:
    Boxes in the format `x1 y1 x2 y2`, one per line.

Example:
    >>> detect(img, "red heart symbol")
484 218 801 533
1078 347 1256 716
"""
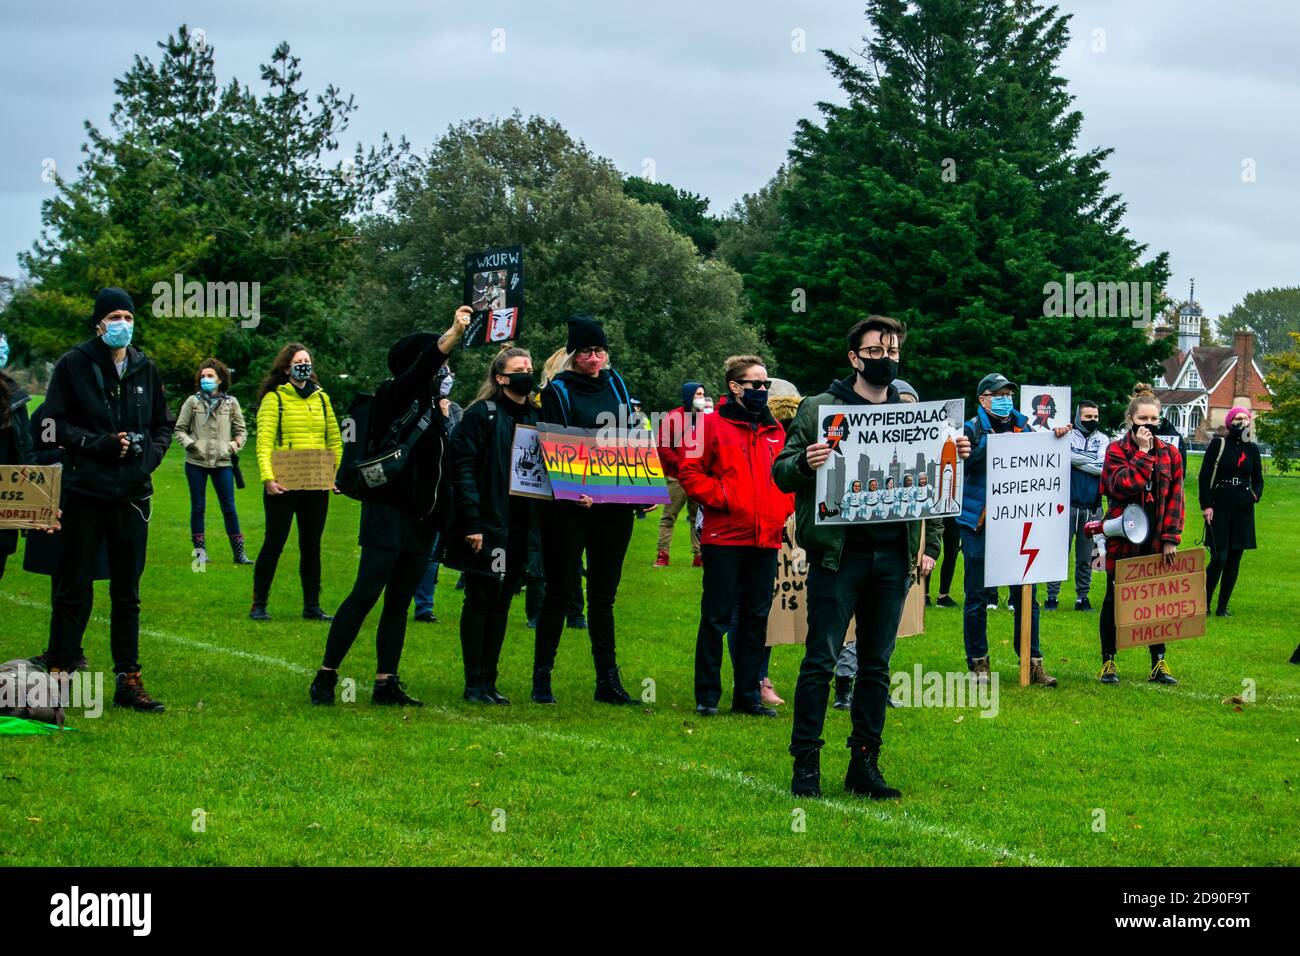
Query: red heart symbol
1057 504 1065 514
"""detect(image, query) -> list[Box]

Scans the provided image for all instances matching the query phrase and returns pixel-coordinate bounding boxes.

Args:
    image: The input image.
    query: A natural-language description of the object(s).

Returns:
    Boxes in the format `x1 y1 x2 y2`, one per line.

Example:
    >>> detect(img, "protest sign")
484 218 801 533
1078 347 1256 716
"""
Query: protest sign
1113 549 1207 649
462 246 523 349
272 449 336 491
535 423 670 506
509 424 553 500
814 399 965 525
984 430 1070 587
0 464 61 530
1020 385 1071 432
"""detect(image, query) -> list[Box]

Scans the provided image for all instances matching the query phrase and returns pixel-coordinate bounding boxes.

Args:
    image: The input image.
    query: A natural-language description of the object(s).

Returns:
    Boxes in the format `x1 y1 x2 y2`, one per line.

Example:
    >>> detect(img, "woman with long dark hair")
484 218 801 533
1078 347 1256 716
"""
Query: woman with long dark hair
1097 385 1185 685
442 346 538 703
1200 407 1262 618
531 316 639 705
174 358 251 564
250 343 342 622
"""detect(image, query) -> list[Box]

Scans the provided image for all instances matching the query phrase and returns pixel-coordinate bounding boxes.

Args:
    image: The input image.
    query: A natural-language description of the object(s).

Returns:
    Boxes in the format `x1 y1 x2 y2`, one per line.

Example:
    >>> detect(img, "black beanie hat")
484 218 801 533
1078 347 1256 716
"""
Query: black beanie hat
566 315 607 353
387 332 440 377
91 287 135 328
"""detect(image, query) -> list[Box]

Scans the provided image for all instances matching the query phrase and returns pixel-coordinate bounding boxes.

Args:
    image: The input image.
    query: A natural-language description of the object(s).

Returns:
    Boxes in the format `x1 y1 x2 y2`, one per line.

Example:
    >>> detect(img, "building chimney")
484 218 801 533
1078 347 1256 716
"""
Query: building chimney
1233 330 1254 403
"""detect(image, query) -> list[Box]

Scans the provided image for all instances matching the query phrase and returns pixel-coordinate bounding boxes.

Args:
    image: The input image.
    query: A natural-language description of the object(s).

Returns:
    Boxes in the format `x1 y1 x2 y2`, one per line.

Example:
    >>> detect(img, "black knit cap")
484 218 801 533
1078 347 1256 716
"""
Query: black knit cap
91 287 135 328
566 314 607 353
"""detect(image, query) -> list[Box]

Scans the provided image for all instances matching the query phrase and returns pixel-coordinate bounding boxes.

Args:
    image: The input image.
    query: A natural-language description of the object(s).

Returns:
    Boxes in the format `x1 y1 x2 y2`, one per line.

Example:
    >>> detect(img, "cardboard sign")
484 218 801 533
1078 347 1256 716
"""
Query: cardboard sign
1113 549 1207 649
0 464 61 530
535 423 670 506
462 245 523 349
509 424 553 500
815 399 966 525
272 449 336 491
1020 385 1071 433
983 430 1070 586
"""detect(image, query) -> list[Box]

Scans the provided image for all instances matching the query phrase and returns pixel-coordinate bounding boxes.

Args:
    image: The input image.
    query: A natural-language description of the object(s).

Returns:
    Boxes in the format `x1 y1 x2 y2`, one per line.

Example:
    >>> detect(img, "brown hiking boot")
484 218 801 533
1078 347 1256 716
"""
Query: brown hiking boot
1029 657 1058 687
970 656 991 684
114 672 165 712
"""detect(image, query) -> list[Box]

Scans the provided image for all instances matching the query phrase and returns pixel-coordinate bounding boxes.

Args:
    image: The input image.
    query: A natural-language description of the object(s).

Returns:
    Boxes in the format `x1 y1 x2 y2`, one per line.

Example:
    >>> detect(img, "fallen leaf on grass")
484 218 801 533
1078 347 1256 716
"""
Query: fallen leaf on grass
26 817 40 823
953 715 964 724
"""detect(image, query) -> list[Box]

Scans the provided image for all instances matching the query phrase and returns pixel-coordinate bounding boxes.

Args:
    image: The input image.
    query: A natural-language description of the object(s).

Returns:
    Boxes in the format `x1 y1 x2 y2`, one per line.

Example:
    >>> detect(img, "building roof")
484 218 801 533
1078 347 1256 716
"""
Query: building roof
1153 388 1205 406
1163 346 1237 391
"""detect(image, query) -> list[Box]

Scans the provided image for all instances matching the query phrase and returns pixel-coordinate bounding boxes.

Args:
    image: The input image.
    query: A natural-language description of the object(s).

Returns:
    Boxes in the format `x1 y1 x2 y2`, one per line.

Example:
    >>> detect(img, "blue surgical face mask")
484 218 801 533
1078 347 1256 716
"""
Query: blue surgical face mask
102 318 134 349
0 336 8 369
989 396 1014 418
200 378 219 394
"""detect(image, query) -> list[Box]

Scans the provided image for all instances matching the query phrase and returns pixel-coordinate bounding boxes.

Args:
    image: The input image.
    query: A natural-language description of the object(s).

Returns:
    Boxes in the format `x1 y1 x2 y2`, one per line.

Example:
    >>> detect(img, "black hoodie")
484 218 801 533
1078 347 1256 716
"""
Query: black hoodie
43 337 172 501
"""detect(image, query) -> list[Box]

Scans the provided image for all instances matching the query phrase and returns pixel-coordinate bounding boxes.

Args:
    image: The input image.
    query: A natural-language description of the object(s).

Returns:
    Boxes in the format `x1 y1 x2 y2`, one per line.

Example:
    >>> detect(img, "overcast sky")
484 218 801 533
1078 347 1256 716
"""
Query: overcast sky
2 0 1297 319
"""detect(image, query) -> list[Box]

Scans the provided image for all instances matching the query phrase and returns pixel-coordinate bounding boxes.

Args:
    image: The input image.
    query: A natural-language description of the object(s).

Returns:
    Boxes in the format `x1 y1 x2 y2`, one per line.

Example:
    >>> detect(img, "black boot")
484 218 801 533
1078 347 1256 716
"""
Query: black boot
531 666 556 705
1291 644 1300 665
249 602 271 621
483 667 510 705
845 745 901 800
310 668 338 705
462 665 494 703
791 749 821 798
1148 653 1179 685
594 666 637 705
230 533 254 566
303 605 334 622
373 674 423 706
1098 654 1119 684
832 675 853 710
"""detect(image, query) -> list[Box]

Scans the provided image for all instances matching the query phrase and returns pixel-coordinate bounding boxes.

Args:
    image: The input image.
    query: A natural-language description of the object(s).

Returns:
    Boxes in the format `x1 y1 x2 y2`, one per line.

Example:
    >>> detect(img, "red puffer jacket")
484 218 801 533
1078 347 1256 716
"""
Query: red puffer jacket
678 399 794 549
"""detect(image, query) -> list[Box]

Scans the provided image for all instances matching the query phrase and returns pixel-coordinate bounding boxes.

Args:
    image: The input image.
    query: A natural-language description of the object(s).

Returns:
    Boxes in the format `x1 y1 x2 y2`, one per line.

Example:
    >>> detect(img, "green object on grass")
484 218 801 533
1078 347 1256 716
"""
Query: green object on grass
0 716 62 735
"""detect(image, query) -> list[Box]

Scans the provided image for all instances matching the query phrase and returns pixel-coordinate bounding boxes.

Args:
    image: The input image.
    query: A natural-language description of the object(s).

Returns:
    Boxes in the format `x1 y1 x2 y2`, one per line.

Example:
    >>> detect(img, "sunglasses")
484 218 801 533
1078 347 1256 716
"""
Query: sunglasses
736 379 771 390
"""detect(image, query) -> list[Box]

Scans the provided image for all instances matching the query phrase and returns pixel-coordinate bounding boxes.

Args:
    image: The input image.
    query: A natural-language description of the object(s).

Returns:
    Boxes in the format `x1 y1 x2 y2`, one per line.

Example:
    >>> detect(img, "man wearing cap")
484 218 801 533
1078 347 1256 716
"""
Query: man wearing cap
36 288 172 711
956 373 1068 688
1045 400 1108 611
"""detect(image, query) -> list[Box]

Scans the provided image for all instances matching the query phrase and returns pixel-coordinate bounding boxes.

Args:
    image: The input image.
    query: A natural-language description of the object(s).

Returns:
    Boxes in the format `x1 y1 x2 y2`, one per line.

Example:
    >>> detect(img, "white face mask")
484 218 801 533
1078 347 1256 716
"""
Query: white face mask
692 398 706 411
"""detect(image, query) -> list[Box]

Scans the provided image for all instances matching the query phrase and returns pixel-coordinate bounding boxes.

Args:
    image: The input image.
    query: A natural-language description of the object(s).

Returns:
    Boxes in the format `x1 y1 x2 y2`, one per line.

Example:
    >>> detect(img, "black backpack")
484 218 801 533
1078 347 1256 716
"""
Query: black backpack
336 391 433 504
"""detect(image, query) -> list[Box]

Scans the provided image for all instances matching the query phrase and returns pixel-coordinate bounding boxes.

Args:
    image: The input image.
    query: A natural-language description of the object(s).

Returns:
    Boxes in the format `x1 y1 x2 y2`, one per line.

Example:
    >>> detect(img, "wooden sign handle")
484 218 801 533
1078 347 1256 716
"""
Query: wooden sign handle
1019 582 1032 687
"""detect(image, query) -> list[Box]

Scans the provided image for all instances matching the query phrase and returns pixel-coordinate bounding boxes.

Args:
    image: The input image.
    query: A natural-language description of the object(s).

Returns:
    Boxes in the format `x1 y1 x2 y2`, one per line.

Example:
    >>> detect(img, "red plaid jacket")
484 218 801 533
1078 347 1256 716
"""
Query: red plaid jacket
1099 432 1185 572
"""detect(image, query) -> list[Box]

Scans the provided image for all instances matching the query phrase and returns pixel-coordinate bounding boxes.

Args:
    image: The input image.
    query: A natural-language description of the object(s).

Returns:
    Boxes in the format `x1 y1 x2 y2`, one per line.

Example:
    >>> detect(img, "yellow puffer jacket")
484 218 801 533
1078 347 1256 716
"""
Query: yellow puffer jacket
255 382 343 483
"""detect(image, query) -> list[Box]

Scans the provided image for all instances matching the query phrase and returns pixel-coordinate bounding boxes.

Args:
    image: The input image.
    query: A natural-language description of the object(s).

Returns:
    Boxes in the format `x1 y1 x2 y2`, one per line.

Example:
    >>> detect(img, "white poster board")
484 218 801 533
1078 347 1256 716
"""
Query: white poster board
983 430 1071 586
814 399 965 525
1019 385 1071 433
508 424 553 499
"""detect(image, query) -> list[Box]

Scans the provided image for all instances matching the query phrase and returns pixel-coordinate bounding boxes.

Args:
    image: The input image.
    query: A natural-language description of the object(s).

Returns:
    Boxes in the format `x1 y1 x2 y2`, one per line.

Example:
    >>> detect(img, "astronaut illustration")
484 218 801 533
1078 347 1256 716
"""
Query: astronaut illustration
861 478 882 520
880 476 898 519
911 472 933 517
896 474 915 518
840 479 869 521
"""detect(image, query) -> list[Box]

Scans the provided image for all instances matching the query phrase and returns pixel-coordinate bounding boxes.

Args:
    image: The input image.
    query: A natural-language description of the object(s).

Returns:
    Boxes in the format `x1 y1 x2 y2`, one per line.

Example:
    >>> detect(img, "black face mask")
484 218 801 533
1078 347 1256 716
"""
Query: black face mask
502 372 536 395
1080 419 1098 435
856 357 898 389
1228 424 1245 439
738 388 769 415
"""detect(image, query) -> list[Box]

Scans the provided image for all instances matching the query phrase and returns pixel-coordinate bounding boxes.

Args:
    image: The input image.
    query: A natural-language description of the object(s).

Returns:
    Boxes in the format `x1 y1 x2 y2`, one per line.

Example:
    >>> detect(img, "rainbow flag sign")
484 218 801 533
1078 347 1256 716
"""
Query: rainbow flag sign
535 424 671 506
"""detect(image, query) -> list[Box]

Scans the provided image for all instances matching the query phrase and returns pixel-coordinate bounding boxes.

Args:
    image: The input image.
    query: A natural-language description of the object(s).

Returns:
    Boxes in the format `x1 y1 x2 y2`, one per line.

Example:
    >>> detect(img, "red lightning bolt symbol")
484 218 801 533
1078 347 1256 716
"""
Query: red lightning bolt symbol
1019 521 1039 579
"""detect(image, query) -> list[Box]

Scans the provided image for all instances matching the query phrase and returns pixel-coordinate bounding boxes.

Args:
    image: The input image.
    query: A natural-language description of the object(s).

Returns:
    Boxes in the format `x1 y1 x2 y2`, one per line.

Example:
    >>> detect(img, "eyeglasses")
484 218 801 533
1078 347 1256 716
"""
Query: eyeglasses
737 379 771 390
576 347 607 357
855 346 900 361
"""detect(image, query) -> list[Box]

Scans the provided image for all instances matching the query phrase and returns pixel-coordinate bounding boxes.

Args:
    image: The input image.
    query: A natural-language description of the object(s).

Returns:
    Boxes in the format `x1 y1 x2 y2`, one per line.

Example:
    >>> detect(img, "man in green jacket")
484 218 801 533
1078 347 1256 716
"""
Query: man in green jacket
773 315 969 799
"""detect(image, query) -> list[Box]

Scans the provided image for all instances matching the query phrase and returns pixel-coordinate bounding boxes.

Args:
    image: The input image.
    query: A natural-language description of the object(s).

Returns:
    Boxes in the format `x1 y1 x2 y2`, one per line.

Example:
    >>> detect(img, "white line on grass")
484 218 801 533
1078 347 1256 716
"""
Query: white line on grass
1 591 1060 865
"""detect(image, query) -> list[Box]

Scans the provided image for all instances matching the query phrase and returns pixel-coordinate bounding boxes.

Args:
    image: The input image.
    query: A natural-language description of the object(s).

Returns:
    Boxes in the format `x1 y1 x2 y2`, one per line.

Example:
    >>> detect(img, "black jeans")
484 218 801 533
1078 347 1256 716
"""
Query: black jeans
322 545 427 674
1099 572 1165 662
932 517 961 596
695 545 777 708
253 490 330 608
534 503 634 676
461 558 525 685
790 545 910 755
1206 548 1244 613
49 491 151 673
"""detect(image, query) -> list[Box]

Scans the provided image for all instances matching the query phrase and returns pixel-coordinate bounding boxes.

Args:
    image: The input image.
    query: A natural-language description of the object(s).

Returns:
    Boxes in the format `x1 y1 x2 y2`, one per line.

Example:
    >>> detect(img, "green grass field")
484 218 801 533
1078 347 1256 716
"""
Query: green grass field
2 448 1297 867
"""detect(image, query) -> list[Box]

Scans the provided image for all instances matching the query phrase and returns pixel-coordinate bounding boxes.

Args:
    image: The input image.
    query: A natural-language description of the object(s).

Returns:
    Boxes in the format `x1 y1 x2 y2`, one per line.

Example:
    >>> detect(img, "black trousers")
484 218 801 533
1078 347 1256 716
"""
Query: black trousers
1206 549 1244 613
525 568 584 621
322 545 427 674
461 556 525 685
253 490 330 608
930 517 960 596
695 544 777 708
49 491 151 673
534 503 634 676
1099 572 1165 661
790 545 909 755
